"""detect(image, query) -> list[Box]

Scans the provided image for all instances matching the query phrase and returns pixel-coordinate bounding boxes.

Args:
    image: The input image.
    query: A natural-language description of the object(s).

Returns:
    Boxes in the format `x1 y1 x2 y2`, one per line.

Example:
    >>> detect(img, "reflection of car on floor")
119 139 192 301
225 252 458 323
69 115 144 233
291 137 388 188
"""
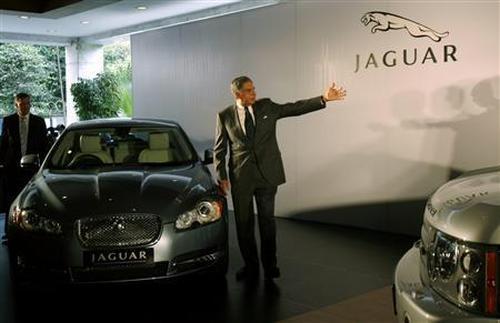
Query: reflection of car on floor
8 118 228 285
394 166 500 322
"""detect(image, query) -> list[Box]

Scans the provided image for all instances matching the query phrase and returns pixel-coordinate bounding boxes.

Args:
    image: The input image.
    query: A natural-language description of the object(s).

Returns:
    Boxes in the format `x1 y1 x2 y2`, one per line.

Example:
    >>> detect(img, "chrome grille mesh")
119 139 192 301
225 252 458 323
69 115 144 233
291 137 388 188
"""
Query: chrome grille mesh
77 214 161 248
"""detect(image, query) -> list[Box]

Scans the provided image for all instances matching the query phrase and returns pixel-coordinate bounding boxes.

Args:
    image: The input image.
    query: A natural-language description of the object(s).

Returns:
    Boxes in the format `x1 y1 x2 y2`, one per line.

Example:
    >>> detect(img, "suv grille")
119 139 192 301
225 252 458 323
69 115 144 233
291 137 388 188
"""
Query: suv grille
77 214 162 248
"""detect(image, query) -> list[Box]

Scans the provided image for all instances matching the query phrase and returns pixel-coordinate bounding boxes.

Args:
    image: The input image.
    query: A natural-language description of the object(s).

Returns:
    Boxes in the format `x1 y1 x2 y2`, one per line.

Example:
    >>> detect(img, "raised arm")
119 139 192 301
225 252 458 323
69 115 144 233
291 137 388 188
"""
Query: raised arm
277 82 346 119
276 96 326 119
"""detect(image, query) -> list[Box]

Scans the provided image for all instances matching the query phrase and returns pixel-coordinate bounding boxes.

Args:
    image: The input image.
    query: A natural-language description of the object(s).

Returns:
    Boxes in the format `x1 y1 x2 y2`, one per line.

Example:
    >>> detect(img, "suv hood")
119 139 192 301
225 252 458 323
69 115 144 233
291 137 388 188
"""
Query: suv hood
426 166 500 244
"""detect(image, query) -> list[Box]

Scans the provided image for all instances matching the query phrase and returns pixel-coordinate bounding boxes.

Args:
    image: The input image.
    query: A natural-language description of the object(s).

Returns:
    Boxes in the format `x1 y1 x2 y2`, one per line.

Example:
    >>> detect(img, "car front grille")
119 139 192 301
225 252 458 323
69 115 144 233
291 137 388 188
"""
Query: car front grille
76 214 162 248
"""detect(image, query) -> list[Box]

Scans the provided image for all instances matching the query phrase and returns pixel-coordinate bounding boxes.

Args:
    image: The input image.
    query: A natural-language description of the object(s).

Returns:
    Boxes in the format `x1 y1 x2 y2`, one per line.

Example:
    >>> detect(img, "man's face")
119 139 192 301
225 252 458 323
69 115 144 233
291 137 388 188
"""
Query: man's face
236 81 256 106
15 97 31 117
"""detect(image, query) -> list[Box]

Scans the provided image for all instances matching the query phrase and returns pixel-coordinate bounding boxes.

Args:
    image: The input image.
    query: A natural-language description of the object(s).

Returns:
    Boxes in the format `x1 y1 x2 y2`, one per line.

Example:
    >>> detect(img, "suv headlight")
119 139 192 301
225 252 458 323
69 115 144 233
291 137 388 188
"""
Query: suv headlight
457 277 480 307
11 206 62 235
461 250 482 275
428 231 459 282
426 229 486 314
175 200 223 230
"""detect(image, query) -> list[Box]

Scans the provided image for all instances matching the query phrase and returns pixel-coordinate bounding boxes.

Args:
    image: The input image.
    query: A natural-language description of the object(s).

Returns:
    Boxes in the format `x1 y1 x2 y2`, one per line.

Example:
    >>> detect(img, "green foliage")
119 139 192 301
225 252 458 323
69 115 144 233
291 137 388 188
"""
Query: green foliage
0 43 65 117
70 72 121 120
0 41 131 120
104 41 133 117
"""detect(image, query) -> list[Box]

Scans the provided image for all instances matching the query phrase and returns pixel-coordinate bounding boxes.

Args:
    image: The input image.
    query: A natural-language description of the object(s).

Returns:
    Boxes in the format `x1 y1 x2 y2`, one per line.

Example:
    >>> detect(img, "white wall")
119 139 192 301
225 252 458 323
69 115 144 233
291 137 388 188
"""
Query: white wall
131 1 500 235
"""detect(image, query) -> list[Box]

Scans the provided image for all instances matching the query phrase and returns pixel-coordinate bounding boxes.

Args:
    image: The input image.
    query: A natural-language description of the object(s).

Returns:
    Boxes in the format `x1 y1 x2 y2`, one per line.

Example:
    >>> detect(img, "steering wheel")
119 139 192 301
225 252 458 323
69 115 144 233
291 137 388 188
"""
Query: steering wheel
68 154 105 168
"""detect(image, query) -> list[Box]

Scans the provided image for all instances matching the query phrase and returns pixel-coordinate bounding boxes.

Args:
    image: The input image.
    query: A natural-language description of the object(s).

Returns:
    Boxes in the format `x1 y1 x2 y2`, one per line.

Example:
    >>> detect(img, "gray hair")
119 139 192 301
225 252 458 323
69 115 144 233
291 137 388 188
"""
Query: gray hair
231 76 253 95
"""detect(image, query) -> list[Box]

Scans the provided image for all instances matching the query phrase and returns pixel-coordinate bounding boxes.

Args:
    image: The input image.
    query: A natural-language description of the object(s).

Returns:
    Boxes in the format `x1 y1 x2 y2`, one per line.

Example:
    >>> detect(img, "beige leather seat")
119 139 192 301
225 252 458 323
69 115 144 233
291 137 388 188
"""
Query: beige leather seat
138 133 174 163
73 135 113 164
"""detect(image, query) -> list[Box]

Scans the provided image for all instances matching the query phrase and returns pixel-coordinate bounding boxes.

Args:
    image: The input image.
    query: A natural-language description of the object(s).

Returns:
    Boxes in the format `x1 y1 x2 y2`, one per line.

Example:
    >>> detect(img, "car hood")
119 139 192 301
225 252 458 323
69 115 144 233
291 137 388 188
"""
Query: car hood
18 164 216 223
426 166 500 244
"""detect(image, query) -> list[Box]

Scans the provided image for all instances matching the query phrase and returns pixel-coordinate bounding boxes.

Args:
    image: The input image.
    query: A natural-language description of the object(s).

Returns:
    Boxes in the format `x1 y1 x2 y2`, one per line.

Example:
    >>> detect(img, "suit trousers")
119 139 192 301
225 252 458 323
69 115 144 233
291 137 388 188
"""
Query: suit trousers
231 166 278 271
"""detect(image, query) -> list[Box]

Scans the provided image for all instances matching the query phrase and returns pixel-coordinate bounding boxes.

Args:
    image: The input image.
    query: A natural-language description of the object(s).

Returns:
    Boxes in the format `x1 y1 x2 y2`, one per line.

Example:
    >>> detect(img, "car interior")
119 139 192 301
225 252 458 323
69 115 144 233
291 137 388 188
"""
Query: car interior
49 128 190 169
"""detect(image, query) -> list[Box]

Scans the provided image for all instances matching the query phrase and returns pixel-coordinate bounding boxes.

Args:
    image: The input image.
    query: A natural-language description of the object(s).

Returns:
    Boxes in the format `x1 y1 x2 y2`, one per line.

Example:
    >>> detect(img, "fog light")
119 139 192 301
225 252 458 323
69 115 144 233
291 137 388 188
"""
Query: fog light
167 251 223 275
457 278 479 307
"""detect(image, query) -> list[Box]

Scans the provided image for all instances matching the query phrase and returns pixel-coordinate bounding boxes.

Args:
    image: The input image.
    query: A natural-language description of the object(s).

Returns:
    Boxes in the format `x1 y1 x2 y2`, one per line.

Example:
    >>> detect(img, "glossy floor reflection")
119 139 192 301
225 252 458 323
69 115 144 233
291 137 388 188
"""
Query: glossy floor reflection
0 213 415 323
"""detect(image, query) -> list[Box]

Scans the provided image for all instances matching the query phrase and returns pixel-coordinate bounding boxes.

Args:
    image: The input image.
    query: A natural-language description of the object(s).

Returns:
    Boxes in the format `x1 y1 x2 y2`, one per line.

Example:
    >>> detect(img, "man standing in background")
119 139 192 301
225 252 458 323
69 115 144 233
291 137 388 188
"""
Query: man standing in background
1 93 48 241
214 76 346 281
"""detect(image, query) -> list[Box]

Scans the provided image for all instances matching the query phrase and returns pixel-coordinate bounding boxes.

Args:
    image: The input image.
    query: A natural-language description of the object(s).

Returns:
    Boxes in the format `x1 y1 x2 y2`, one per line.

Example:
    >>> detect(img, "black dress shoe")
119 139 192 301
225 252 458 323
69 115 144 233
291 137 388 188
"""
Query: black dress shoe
235 267 259 281
264 267 280 280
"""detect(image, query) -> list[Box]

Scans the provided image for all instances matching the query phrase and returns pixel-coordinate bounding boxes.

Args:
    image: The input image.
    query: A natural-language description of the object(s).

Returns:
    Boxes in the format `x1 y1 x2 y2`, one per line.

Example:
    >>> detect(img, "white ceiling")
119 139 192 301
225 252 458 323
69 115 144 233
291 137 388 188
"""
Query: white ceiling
0 0 278 44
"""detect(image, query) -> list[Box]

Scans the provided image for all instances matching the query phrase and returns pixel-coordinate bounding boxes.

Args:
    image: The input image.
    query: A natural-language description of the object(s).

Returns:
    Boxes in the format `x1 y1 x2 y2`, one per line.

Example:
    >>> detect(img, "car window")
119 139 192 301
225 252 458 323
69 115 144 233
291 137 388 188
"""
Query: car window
46 126 197 169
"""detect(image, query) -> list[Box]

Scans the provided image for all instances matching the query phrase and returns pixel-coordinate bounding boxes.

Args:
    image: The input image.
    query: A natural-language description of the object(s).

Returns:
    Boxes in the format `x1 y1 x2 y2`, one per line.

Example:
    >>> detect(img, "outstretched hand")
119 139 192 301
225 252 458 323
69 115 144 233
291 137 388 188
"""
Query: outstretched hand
323 82 347 102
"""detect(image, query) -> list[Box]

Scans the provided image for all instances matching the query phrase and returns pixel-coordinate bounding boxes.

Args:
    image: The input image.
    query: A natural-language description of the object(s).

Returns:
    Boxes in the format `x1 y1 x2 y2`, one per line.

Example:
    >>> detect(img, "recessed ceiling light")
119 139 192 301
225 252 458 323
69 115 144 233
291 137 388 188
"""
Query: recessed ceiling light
136 5 147 10
19 15 30 19
80 20 90 24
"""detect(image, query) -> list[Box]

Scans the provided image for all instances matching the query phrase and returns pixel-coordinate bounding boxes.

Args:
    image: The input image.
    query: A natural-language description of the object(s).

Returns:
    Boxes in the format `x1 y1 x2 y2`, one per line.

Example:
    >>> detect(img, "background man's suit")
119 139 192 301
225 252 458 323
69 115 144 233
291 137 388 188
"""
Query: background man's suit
0 113 48 226
214 96 325 272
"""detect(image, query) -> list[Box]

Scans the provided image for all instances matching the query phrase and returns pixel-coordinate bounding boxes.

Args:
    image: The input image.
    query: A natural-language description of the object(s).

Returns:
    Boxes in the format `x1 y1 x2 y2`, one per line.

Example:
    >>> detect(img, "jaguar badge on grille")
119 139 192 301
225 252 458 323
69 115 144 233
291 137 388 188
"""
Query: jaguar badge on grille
113 217 126 232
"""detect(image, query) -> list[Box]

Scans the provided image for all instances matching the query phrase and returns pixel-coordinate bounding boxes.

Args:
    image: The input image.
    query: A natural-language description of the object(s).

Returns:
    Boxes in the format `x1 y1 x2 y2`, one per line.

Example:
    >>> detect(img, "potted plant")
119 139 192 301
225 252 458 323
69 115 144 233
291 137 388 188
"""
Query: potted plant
70 72 121 120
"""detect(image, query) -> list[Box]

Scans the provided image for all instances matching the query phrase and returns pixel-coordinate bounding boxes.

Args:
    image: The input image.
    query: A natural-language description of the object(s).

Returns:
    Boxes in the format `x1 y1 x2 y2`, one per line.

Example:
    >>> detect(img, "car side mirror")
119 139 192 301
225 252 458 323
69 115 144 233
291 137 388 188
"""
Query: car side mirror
203 148 214 165
20 154 40 169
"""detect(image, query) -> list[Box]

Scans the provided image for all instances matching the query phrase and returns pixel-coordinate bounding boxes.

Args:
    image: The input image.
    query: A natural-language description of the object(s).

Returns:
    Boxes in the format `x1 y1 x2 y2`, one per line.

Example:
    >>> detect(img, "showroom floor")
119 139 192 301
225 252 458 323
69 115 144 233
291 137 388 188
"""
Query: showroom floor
0 213 414 323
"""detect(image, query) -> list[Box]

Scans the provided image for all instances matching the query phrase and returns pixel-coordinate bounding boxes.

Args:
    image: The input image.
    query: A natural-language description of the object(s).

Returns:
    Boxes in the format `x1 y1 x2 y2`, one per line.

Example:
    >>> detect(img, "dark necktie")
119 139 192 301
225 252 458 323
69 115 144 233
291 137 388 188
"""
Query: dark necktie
20 117 28 156
244 106 255 142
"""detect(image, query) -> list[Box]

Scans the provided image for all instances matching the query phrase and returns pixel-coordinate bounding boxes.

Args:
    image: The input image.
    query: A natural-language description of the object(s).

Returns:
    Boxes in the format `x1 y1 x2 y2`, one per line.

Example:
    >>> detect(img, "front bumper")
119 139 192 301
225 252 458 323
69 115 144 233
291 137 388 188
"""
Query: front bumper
394 247 499 322
9 219 228 284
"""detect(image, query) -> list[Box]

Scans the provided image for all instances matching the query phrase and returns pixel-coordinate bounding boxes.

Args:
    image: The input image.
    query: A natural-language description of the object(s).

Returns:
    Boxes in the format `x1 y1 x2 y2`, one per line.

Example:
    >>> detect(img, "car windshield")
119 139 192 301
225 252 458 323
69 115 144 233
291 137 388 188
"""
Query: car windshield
46 126 197 170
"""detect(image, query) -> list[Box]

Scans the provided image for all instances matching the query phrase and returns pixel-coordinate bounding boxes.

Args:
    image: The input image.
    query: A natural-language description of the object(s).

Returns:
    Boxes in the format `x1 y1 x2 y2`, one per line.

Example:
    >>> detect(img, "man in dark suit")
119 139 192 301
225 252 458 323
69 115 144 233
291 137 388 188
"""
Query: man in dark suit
1 93 49 240
214 76 346 281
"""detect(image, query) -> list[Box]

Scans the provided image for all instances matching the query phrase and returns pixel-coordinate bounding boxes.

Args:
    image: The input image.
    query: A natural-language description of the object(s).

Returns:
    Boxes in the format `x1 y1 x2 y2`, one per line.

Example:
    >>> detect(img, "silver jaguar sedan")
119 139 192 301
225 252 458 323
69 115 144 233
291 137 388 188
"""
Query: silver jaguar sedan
7 118 228 285
394 166 500 322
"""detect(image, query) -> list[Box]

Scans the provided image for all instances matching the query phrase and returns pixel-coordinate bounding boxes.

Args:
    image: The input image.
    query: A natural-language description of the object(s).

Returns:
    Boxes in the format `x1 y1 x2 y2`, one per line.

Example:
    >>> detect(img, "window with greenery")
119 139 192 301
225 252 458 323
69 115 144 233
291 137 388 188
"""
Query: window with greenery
104 40 132 117
0 43 65 118
70 40 133 120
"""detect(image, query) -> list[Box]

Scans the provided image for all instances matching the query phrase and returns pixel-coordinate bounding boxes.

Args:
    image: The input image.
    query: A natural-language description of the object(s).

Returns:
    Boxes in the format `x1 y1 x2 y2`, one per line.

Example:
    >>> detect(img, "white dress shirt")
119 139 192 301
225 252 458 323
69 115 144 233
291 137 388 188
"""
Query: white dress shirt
18 113 30 156
236 102 255 135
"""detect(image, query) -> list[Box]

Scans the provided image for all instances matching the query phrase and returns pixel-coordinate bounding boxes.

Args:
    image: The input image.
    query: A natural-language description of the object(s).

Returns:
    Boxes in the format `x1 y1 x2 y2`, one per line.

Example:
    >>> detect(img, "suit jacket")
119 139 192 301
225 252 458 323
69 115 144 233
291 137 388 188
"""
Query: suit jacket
214 96 325 187
0 113 49 170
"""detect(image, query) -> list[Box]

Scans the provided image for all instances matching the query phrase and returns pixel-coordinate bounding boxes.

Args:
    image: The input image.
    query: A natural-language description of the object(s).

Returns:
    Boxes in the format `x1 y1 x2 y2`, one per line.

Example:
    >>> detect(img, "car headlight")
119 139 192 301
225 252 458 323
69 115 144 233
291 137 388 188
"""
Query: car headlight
175 200 223 230
425 229 488 314
461 250 482 275
11 206 62 235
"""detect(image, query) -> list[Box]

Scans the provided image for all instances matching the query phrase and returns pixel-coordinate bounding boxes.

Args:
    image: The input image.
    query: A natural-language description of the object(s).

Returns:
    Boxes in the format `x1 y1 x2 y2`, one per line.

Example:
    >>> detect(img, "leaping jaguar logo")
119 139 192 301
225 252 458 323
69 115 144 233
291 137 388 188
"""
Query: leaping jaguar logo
361 11 449 42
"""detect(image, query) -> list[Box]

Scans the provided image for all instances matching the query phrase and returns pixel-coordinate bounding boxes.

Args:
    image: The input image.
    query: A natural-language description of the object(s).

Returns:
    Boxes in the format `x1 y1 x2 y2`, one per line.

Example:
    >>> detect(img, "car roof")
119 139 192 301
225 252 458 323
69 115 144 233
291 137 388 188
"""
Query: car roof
66 118 181 130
